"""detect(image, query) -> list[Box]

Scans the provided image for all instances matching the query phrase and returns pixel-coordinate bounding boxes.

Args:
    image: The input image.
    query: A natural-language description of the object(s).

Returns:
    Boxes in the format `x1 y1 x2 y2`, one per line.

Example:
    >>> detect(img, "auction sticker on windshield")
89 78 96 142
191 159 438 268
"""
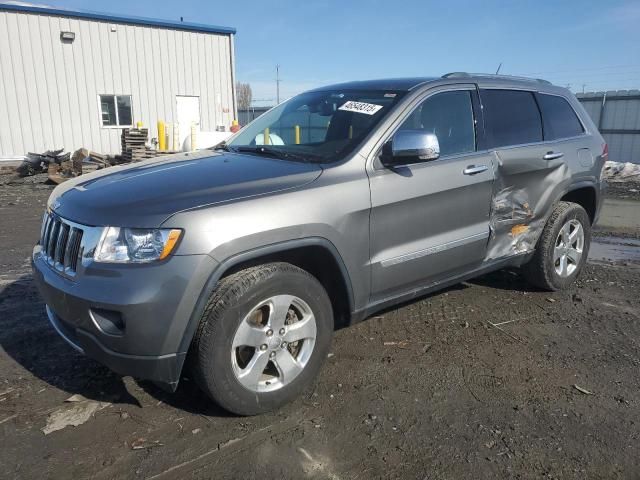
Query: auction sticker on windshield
339 101 384 115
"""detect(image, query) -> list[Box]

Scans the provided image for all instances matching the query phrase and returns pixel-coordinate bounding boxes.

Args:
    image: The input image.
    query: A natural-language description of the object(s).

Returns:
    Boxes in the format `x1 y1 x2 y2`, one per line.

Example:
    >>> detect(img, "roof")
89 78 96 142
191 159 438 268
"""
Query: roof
0 2 236 35
310 78 438 92
310 73 557 93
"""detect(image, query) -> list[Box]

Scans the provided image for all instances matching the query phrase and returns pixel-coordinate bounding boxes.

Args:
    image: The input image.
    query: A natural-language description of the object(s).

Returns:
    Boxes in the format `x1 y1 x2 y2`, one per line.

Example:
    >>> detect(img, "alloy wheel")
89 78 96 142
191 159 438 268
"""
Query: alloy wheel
231 295 317 393
553 219 584 277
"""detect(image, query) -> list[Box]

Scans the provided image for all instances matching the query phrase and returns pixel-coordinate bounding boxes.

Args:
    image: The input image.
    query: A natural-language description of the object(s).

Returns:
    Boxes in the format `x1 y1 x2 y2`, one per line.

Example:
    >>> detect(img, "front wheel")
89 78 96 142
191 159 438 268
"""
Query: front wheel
189 262 333 415
522 201 591 291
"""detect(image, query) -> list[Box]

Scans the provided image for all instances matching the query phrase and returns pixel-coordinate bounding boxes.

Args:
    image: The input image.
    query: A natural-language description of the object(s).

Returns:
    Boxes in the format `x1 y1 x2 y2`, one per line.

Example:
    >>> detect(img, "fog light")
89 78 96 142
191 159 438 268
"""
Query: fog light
90 308 125 336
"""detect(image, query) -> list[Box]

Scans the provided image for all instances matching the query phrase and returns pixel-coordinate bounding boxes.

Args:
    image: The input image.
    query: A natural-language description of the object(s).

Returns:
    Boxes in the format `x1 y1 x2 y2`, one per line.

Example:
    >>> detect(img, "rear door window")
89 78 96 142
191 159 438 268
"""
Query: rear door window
398 90 476 157
480 90 543 148
537 93 584 140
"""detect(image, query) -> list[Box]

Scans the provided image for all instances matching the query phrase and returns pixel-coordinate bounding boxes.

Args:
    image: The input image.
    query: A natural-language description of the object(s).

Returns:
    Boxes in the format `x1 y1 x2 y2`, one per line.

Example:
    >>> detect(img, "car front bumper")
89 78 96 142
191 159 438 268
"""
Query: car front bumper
32 245 217 389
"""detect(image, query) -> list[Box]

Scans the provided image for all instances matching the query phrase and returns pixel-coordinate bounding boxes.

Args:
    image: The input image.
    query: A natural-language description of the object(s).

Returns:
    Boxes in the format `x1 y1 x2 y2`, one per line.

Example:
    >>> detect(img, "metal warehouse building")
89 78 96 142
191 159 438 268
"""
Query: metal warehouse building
0 3 236 159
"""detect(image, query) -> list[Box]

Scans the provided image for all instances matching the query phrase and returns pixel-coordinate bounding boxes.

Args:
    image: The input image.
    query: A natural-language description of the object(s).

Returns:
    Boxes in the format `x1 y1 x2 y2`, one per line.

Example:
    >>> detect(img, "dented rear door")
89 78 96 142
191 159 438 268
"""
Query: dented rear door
480 88 573 260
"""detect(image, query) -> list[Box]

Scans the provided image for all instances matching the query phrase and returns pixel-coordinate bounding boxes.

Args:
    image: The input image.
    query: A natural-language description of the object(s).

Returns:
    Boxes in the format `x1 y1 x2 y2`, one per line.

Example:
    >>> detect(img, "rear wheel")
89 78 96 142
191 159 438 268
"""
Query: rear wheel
522 201 591 291
190 262 333 415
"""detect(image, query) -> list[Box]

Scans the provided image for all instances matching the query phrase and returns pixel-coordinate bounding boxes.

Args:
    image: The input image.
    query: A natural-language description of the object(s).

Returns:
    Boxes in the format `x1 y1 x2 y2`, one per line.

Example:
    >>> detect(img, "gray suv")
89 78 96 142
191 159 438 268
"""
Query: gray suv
32 73 606 415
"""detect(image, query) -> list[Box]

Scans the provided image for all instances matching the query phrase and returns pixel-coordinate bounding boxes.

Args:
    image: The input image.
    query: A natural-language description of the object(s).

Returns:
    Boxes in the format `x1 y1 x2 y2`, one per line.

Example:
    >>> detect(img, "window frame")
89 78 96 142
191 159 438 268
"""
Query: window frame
479 88 544 150
98 94 134 129
534 92 586 142
373 85 482 169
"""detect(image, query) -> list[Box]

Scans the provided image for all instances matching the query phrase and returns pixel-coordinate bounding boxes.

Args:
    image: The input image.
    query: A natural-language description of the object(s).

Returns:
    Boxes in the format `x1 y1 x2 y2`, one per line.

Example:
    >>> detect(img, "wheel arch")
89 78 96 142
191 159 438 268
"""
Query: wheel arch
559 182 598 224
177 237 355 357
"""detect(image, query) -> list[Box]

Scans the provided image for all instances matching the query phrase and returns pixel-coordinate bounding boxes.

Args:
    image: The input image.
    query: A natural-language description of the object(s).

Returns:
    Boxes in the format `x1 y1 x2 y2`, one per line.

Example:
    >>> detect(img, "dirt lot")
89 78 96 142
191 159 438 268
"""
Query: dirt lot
1 177 639 479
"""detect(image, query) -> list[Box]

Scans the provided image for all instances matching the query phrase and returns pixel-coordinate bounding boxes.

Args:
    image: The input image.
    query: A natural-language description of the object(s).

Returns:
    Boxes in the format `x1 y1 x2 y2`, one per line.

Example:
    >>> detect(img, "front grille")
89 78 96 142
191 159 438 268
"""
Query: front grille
40 213 84 274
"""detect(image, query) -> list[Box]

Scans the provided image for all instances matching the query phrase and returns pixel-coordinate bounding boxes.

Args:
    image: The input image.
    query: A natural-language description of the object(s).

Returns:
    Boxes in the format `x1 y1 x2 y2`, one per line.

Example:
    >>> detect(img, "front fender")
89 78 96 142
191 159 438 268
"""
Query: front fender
175 236 355 358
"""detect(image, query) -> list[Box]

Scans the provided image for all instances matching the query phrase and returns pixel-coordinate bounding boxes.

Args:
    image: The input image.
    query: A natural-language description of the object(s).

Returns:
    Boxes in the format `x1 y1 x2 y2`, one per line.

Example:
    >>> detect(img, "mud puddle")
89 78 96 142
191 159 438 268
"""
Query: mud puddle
589 236 640 267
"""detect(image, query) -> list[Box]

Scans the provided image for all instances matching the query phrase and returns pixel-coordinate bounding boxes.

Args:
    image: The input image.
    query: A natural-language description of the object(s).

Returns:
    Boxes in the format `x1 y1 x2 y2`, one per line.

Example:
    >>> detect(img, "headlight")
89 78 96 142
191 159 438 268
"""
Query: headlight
94 227 182 263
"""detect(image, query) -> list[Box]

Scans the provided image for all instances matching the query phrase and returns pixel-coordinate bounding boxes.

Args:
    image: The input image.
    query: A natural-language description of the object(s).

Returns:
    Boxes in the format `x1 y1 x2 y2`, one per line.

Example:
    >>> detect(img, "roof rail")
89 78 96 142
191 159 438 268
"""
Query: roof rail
441 72 471 78
441 72 552 85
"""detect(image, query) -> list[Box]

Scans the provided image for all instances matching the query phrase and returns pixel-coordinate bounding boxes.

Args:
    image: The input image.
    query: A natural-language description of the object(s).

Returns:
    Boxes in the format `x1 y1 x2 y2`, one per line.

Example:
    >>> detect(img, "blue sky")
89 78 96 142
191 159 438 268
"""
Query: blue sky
22 0 640 104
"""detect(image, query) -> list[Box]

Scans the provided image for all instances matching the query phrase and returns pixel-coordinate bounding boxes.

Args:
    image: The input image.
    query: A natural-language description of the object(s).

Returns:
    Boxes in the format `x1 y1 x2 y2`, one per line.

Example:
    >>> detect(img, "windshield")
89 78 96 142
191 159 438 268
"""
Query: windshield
226 89 406 162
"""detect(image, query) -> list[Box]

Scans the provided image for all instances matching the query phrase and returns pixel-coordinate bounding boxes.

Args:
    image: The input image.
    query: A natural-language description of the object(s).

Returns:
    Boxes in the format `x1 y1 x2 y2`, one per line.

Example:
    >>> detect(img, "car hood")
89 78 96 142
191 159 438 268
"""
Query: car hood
49 150 323 228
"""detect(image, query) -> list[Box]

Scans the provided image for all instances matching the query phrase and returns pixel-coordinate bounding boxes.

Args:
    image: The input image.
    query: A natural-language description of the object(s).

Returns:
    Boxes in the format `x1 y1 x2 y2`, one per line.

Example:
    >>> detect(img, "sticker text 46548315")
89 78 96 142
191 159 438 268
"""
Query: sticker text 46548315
338 101 384 115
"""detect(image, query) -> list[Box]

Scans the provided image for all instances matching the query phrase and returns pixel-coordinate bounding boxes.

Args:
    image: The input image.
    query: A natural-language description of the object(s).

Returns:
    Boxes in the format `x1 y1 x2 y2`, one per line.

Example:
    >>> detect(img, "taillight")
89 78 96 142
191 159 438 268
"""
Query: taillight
601 143 608 159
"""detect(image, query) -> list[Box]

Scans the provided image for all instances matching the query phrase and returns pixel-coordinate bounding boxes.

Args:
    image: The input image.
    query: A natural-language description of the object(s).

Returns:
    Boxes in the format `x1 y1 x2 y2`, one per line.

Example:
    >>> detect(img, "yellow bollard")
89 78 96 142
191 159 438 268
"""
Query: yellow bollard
294 125 300 145
264 128 270 145
157 121 166 151
136 120 143 128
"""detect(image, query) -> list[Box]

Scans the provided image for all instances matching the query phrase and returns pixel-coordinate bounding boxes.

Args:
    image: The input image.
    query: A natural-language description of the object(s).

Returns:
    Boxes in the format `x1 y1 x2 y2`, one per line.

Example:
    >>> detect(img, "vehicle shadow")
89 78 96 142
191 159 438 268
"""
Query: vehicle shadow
136 378 235 418
0 268 536 415
467 268 541 292
0 274 234 416
0 275 142 407
357 282 470 323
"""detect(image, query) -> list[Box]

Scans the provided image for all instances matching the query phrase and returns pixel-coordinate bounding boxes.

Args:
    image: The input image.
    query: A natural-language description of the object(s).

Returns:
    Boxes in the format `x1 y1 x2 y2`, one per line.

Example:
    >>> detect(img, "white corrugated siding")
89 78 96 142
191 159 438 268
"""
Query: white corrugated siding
0 10 235 156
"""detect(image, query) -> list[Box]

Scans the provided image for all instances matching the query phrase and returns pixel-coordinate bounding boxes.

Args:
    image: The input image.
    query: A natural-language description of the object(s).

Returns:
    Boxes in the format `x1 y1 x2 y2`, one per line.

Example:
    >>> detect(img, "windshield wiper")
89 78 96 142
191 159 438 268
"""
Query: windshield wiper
213 142 234 152
234 146 286 158
234 146 317 162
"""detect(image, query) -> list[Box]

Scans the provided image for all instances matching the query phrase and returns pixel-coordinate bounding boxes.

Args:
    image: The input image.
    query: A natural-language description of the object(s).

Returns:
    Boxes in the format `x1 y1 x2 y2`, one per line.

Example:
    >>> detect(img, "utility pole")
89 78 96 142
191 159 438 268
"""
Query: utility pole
582 84 587 94
276 64 281 105
495 63 502 74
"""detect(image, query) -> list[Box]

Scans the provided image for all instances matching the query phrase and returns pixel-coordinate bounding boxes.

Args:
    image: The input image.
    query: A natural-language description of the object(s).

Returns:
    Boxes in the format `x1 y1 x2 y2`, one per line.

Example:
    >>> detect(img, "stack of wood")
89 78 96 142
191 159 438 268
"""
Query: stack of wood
121 128 156 162
120 128 180 162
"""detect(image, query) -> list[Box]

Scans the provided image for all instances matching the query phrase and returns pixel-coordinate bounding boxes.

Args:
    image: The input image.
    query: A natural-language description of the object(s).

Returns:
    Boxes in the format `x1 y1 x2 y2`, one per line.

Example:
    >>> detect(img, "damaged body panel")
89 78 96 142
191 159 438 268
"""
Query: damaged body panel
486 147 571 259
482 87 605 260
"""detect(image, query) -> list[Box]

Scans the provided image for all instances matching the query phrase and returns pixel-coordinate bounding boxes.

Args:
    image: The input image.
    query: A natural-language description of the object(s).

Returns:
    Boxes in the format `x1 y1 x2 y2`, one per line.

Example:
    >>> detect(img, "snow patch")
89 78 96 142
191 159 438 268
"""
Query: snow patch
603 161 640 182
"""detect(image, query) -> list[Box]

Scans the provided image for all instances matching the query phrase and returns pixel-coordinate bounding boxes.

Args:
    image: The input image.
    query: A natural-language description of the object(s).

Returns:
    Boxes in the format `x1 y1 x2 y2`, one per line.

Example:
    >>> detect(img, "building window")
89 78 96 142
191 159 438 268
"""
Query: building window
99 95 133 127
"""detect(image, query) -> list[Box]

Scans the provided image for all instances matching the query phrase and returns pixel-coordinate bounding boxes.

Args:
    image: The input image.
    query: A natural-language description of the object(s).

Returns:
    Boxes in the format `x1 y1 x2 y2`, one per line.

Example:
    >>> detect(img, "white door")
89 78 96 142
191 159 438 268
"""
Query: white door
176 96 201 150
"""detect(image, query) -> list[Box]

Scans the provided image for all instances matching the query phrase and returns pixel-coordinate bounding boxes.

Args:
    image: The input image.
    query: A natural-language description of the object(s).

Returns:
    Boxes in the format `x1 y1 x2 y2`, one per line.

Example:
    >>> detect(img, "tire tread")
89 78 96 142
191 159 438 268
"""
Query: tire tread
522 201 590 291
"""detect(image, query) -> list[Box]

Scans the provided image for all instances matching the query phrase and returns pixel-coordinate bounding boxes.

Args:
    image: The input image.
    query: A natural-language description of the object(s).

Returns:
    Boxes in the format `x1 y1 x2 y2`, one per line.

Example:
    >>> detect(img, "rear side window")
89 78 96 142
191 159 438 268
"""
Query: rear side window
481 90 542 148
537 93 584 140
398 90 476 156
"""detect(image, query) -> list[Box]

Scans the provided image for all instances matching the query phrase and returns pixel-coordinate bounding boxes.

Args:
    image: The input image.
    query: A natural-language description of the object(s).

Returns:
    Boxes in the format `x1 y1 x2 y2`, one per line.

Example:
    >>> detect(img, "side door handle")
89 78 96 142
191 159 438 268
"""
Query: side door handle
543 151 564 160
463 164 488 175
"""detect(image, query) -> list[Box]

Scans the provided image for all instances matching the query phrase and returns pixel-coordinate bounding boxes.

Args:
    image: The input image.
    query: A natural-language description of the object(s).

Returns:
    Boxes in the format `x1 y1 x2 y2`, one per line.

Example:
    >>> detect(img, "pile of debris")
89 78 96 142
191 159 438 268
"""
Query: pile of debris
11 148 114 184
6 128 181 185
15 149 69 177
47 149 112 184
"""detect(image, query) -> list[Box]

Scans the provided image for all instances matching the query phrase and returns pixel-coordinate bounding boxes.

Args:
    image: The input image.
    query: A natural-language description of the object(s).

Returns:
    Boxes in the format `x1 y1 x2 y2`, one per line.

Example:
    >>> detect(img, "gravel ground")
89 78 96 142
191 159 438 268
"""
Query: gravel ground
1 180 639 479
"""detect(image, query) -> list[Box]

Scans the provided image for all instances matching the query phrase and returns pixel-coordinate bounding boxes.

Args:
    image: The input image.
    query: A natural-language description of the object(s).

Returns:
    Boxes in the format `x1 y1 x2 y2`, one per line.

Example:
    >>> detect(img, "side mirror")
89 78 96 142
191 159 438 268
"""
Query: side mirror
382 130 440 167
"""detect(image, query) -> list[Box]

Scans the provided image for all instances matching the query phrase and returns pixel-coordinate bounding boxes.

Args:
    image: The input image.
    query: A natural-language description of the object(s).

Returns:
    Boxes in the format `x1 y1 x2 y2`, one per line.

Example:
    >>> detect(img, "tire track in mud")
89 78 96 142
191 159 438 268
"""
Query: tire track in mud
143 414 306 479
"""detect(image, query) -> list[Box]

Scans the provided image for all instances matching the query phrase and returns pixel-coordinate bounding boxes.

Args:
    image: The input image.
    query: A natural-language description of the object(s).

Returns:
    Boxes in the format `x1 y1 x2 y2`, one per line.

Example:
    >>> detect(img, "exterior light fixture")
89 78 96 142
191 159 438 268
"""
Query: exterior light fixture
60 31 75 42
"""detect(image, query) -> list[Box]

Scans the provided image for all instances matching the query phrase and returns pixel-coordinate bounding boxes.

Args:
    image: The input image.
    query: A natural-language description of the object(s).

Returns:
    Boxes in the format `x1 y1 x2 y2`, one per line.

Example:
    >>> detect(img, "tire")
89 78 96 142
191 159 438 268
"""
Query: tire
189 262 333 415
522 201 591 291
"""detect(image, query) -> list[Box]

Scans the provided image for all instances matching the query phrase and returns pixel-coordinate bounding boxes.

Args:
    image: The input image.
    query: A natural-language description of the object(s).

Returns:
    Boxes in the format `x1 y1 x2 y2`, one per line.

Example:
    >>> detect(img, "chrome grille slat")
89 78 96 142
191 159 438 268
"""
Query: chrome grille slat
40 213 50 245
39 212 85 276
69 230 83 271
47 220 60 260
42 215 53 251
63 228 78 269
55 224 70 266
